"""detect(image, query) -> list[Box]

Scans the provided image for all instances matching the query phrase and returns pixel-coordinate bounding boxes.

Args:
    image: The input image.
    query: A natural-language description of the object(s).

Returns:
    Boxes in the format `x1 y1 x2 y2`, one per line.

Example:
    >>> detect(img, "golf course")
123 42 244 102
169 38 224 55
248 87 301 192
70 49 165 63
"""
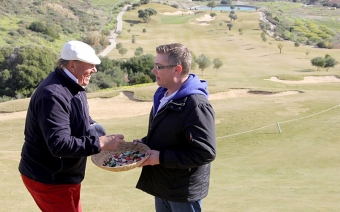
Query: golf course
0 1 340 211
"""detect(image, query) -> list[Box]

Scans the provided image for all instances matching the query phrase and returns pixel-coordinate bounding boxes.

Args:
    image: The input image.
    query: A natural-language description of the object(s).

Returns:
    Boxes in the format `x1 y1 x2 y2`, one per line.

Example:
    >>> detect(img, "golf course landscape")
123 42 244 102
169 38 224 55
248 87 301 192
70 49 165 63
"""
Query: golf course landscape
0 1 340 211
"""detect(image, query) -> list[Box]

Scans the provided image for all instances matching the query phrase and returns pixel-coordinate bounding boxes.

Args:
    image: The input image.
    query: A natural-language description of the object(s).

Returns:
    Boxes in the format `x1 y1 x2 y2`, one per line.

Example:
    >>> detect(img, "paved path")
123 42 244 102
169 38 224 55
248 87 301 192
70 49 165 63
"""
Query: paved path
258 11 275 37
99 5 130 57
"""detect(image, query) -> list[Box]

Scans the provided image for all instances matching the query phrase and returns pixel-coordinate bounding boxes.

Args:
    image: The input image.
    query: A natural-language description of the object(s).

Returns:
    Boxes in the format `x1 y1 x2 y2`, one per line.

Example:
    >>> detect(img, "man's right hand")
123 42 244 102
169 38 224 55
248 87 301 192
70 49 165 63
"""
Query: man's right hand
99 134 125 150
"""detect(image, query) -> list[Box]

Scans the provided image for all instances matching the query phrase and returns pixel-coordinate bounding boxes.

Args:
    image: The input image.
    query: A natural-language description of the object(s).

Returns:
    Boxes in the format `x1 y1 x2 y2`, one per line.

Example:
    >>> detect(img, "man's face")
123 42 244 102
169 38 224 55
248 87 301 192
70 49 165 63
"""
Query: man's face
152 53 177 89
69 61 97 86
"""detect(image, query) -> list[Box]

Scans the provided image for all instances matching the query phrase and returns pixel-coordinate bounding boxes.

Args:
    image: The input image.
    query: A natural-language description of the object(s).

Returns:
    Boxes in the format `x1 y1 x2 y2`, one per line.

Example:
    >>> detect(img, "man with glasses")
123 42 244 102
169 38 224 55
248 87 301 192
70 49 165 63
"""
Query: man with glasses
134 43 216 212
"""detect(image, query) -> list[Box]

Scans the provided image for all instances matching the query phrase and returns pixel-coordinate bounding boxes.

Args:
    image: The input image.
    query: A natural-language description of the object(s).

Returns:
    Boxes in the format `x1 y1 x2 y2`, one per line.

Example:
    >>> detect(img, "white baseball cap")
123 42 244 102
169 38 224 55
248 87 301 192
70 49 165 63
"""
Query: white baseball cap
61 40 101 65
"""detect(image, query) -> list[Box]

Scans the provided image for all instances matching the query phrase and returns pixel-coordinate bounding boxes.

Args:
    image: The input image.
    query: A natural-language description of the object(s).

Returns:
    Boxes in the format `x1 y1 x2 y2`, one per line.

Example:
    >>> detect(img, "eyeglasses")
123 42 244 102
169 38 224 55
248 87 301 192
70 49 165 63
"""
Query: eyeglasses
154 64 177 70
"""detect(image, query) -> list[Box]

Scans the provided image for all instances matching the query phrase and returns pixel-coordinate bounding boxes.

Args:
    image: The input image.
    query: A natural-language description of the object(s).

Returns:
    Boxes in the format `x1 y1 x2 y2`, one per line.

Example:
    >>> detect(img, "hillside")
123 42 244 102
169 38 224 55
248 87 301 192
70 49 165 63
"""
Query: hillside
0 0 120 53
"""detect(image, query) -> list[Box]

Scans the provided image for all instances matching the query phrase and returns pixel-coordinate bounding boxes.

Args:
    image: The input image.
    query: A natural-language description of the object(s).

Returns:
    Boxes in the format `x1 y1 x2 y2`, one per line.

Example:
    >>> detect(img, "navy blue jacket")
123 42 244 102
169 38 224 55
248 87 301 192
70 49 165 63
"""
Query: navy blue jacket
19 67 101 184
136 74 216 202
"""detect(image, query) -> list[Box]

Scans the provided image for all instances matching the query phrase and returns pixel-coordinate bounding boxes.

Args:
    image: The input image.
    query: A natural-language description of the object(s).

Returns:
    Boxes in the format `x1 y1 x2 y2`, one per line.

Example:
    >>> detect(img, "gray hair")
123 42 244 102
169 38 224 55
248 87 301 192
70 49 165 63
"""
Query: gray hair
56 58 70 69
156 43 191 75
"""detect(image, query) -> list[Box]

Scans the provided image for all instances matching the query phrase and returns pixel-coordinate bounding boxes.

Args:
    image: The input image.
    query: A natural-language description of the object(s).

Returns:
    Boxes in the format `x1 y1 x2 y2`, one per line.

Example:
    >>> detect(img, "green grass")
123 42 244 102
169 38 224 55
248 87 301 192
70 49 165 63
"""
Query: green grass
276 74 305 81
159 15 194 24
1 1 340 211
0 98 30 113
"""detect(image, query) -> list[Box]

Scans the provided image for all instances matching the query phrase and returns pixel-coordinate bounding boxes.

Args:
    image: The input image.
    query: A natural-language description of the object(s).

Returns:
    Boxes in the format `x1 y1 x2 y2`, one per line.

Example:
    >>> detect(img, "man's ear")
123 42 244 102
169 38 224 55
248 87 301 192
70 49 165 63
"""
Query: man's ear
65 61 75 71
175 65 183 74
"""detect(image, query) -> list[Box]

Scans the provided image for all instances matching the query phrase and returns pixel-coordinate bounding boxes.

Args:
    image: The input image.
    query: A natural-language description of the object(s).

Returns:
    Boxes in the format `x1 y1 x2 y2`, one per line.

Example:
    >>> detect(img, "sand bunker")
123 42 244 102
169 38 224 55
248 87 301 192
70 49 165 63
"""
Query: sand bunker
0 89 301 121
161 10 214 26
88 92 152 120
266 76 340 84
191 14 215 25
208 89 300 100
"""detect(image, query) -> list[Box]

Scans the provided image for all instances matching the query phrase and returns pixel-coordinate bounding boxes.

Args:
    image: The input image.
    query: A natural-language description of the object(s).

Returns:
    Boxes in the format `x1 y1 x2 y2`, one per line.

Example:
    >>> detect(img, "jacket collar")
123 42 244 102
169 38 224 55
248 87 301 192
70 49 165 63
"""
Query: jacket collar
54 67 85 93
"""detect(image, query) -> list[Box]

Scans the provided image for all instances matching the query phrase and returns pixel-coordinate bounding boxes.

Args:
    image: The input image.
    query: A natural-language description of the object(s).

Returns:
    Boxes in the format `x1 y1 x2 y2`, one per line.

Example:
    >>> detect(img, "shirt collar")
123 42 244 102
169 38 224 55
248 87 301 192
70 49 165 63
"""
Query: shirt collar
63 67 78 84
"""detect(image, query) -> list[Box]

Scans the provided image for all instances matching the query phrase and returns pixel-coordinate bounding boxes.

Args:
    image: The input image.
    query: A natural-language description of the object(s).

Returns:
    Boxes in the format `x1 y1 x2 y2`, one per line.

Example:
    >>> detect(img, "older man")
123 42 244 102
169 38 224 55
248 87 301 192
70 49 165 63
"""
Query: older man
19 40 125 212
135 43 216 212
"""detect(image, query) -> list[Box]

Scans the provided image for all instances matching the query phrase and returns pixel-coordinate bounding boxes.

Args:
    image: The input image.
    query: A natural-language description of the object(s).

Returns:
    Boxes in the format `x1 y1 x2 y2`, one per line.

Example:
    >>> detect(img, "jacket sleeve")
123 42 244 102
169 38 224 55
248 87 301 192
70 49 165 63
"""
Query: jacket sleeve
37 93 101 158
160 101 216 168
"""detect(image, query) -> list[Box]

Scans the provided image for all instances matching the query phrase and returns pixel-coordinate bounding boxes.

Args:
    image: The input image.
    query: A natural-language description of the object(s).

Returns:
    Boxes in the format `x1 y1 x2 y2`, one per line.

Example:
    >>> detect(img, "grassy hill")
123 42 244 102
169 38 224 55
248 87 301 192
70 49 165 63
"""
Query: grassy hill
0 0 122 53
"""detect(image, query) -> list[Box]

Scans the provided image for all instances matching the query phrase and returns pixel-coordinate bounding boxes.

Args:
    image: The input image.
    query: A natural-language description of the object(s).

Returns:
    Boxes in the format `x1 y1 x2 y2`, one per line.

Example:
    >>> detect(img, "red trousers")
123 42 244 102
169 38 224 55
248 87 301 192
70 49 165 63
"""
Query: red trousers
21 175 82 212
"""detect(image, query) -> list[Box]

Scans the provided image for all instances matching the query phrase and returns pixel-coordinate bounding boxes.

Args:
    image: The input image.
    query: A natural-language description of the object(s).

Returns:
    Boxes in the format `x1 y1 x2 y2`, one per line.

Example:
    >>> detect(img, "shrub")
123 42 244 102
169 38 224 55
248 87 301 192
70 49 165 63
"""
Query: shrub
17 29 26 36
8 31 18 36
129 72 153 85
0 96 14 103
28 21 45 33
316 41 328 48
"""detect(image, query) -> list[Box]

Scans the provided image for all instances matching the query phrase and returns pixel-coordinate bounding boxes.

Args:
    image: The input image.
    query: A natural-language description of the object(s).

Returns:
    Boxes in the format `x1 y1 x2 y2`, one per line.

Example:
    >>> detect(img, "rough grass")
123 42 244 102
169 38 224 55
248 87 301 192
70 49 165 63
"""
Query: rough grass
0 98 30 113
1 2 340 212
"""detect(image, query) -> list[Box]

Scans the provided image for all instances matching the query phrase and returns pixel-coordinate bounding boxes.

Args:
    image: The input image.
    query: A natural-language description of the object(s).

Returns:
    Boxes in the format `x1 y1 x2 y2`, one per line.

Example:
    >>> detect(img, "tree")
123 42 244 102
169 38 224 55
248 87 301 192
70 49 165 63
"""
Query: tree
221 0 232 4
277 43 283 54
294 42 300 47
195 54 211 77
140 0 150 4
134 47 143 56
229 11 237 21
138 8 157 23
261 32 267 43
119 48 128 57
207 1 216 11
213 58 223 76
121 54 155 81
116 43 123 49
238 28 243 35
324 54 338 71
305 50 310 58
227 23 233 30
311 54 338 71
230 14 237 21
190 51 197 70
269 42 272 53
311 57 325 71
0 45 58 98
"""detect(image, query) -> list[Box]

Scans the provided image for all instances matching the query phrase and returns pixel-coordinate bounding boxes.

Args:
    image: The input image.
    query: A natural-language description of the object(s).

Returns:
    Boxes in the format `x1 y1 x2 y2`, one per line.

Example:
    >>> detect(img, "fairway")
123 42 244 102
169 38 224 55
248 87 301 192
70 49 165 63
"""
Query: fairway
1 2 340 212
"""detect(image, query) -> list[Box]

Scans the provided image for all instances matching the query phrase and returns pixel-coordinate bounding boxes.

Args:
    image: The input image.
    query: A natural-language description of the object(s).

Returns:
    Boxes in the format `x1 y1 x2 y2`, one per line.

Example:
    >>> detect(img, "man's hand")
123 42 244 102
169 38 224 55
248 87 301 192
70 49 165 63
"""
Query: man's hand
99 134 125 150
139 150 160 166
133 139 143 145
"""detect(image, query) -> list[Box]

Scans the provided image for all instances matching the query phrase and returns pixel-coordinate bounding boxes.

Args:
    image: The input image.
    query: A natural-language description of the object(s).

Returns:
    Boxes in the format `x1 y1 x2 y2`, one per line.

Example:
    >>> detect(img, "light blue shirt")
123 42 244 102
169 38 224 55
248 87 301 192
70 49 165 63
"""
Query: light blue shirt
63 67 78 84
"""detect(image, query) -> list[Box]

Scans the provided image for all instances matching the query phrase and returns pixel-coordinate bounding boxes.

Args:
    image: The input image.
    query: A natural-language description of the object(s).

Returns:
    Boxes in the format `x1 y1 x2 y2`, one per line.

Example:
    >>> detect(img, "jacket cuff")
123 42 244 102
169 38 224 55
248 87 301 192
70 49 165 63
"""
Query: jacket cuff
159 151 165 165
94 136 102 153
